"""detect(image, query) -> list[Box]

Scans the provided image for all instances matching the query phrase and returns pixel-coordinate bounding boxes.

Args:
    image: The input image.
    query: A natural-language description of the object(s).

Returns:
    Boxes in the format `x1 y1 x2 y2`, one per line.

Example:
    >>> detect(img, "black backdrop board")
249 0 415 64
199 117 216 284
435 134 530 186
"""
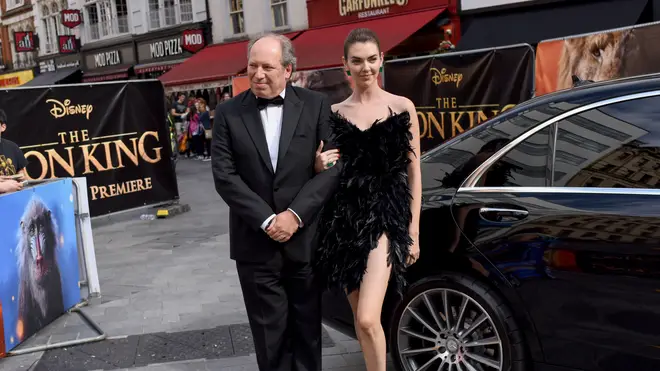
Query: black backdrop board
384 45 535 152
0 80 179 216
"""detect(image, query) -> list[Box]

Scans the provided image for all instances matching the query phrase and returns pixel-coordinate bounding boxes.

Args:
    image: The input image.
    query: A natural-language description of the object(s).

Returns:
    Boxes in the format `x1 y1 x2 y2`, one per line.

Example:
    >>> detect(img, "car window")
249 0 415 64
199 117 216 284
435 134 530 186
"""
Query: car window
552 95 660 188
475 125 553 187
421 107 556 192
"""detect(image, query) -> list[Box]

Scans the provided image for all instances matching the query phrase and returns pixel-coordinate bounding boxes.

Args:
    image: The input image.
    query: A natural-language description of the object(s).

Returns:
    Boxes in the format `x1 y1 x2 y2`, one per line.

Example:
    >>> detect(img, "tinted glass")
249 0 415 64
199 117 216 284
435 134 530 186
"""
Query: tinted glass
421 106 558 194
476 125 552 187
553 95 660 188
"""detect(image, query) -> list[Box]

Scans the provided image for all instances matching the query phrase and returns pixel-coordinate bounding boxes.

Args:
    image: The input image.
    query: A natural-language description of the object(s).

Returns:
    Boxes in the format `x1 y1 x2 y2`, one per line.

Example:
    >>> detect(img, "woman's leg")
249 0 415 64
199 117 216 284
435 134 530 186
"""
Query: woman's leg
353 234 392 371
205 138 212 157
347 290 362 346
195 135 204 156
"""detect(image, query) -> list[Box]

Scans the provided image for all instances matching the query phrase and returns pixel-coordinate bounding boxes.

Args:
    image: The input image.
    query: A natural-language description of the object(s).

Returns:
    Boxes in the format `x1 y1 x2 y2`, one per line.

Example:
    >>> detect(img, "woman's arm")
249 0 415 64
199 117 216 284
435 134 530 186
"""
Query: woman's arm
404 99 422 237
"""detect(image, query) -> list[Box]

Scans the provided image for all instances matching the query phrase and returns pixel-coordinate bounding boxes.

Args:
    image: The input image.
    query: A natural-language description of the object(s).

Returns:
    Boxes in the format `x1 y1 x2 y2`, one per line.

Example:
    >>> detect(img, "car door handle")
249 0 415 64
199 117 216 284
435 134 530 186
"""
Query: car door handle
479 207 529 223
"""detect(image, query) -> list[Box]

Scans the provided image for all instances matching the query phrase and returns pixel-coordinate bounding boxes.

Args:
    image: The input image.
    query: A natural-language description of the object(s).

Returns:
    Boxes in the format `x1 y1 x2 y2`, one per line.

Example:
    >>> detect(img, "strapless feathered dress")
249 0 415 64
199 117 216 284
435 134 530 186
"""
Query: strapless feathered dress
315 108 414 295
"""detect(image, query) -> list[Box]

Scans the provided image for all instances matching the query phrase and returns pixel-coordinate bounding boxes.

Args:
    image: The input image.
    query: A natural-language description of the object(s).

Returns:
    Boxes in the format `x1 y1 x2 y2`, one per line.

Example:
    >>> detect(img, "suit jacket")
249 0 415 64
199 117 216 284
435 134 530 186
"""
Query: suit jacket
212 84 341 263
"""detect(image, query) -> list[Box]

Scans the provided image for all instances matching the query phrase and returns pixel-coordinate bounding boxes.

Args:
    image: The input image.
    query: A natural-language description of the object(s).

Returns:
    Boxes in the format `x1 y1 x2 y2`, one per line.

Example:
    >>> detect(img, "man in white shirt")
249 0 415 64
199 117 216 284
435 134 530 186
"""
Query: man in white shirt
211 33 341 371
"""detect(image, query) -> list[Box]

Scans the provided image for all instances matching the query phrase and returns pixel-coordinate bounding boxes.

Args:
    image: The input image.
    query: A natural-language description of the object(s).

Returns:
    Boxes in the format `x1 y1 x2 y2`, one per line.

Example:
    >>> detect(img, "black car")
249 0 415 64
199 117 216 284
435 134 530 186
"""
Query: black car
321 73 660 371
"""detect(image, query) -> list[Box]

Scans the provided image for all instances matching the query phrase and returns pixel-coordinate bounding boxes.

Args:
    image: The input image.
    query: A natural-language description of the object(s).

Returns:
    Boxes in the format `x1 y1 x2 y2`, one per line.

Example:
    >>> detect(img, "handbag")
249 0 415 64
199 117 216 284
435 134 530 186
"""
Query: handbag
205 129 212 139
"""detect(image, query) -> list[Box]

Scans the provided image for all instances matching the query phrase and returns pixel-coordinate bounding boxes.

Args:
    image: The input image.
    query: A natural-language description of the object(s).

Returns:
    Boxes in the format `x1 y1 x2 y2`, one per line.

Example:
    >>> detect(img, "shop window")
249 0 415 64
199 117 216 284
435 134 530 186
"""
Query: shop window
149 0 193 30
40 0 73 55
84 0 128 41
6 0 24 11
180 0 193 22
271 0 288 28
230 0 244 35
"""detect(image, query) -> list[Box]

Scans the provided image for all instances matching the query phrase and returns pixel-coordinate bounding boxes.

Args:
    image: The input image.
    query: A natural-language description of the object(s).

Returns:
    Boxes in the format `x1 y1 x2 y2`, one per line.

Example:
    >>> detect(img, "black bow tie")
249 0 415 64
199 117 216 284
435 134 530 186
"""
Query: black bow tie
256 96 284 110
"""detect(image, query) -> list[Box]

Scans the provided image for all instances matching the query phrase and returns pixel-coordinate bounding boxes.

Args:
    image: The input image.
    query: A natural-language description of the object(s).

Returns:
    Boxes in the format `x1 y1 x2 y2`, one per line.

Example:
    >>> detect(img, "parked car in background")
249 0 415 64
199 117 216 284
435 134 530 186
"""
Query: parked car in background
322 73 660 371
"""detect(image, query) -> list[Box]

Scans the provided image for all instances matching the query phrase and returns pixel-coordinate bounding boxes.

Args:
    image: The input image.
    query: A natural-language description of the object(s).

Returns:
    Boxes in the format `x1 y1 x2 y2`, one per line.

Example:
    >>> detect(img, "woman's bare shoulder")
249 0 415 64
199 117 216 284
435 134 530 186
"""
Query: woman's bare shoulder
331 100 351 115
385 92 415 113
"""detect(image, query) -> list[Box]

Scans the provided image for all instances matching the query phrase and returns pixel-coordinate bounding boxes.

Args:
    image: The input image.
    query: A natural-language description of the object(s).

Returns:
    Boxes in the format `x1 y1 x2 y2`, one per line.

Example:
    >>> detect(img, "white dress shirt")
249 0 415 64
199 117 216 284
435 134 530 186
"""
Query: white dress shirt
258 88 303 231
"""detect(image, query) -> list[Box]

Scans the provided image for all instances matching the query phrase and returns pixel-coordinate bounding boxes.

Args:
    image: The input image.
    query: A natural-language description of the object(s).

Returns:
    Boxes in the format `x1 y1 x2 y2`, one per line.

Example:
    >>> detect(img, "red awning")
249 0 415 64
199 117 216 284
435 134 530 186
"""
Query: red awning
160 31 302 87
292 8 445 71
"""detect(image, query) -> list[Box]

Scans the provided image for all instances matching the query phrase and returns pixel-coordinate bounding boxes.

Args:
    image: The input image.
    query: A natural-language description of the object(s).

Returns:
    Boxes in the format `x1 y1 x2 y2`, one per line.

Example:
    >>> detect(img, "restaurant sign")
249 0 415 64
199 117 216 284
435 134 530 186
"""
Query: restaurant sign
308 0 447 28
59 35 77 54
61 9 82 28
136 28 205 64
0 70 34 88
339 0 408 18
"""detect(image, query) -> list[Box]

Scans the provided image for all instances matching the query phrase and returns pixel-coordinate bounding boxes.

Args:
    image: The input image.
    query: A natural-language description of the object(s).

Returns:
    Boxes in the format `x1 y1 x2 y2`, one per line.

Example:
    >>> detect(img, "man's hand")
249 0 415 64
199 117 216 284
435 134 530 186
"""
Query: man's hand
266 210 300 243
0 179 23 194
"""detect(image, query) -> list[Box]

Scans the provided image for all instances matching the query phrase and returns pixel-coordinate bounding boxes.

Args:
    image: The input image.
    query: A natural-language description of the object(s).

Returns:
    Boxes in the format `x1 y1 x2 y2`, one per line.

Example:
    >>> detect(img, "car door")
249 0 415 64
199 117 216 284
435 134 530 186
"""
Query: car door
451 92 660 371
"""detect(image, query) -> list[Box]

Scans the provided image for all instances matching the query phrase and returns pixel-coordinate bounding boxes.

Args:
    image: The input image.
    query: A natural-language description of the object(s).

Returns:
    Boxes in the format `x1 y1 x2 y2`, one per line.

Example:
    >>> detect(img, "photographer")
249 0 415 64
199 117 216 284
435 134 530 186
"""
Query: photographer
0 109 27 178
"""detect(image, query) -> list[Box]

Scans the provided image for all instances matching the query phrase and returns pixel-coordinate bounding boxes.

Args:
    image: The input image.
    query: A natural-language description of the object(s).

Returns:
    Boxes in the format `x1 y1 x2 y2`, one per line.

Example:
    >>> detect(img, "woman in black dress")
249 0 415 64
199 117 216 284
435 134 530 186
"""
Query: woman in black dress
314 28 422 371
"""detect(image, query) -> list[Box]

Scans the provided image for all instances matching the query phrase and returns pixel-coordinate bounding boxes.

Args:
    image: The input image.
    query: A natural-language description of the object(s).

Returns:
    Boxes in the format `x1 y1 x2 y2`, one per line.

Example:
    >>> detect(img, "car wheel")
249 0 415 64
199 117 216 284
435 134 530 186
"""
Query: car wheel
389 273 527 371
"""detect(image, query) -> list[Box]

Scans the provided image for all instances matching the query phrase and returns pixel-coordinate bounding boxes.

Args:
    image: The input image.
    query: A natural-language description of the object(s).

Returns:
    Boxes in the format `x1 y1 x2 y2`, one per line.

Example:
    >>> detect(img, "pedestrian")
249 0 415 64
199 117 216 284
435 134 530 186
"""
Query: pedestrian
170 93 189 138
196 98 212 161
211 33 341 371
0 108 28 179
313 28 422 371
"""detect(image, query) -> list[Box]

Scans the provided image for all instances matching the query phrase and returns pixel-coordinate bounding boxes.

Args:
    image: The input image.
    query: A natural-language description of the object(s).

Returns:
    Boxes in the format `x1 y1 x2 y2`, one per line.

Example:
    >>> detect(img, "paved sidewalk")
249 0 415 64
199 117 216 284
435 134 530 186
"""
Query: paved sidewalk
0 159 383 371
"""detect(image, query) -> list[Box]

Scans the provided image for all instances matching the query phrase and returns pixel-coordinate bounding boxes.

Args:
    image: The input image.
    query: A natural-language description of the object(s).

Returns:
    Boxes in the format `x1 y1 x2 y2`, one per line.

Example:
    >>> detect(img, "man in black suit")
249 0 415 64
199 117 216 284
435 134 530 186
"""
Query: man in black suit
211 33 340 371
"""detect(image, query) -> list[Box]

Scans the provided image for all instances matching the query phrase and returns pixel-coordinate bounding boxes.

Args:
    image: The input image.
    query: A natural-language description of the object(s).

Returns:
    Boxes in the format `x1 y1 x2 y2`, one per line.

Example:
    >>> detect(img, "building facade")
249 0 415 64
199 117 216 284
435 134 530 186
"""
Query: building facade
76 0 209 83
32 0 82 84
129 0 209 79
0 0 38 87
209 0 308 42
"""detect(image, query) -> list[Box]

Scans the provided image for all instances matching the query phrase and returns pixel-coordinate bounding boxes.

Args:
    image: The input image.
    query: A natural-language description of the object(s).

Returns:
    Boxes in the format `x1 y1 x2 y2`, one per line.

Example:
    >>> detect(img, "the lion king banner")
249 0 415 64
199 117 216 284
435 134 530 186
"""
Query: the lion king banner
0 80 179 217
384 45 535 152
535 22 660 96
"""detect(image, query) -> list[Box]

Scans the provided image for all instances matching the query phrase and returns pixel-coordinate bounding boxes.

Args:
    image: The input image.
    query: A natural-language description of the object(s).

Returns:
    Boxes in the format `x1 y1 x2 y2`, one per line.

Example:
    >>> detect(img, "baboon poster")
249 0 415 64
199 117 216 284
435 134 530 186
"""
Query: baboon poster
0 178 80 354
535 22 660 95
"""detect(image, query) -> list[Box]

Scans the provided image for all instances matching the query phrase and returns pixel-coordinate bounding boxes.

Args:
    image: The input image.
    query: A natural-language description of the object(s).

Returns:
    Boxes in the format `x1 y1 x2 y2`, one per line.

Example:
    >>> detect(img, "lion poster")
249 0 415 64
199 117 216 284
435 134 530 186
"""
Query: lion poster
535 22 660 96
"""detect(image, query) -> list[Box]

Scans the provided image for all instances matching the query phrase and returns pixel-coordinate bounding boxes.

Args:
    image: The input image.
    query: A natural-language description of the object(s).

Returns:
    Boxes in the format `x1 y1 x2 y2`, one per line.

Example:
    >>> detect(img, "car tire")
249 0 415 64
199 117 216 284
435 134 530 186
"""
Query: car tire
389 273 527 371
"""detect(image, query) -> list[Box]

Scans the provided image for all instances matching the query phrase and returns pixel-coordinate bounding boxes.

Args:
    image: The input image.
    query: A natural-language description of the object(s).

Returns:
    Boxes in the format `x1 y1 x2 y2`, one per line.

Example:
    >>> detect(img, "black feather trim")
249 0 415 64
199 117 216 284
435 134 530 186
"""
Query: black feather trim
315 108 414 297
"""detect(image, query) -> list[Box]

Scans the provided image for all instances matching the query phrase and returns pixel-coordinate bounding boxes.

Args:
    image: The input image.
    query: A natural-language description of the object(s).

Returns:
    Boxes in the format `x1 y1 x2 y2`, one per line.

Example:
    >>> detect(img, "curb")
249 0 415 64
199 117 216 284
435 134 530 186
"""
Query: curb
91 202 191 228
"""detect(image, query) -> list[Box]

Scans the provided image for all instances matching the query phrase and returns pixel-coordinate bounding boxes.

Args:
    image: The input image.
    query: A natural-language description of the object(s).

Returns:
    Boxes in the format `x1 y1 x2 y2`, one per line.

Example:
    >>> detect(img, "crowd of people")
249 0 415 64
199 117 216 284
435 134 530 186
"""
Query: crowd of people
170 91 232 161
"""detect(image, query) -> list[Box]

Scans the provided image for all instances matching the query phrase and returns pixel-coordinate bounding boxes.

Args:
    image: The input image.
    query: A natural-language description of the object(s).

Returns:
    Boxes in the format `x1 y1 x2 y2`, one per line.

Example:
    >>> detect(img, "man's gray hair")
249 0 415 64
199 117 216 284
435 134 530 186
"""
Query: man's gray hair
247 32 297 72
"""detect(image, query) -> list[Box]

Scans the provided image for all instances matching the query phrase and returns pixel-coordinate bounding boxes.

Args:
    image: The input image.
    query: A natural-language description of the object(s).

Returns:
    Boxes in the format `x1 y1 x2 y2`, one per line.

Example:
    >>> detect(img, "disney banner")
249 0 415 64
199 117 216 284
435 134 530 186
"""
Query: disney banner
384 45 535 152
535 22 660 96
0 80 179 217
0 179 81 356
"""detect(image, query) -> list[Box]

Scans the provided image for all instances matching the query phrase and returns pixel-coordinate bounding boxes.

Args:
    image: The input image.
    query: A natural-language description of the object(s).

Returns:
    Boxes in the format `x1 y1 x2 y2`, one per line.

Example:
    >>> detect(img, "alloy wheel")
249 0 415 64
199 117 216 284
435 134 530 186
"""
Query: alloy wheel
396 288 503 371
